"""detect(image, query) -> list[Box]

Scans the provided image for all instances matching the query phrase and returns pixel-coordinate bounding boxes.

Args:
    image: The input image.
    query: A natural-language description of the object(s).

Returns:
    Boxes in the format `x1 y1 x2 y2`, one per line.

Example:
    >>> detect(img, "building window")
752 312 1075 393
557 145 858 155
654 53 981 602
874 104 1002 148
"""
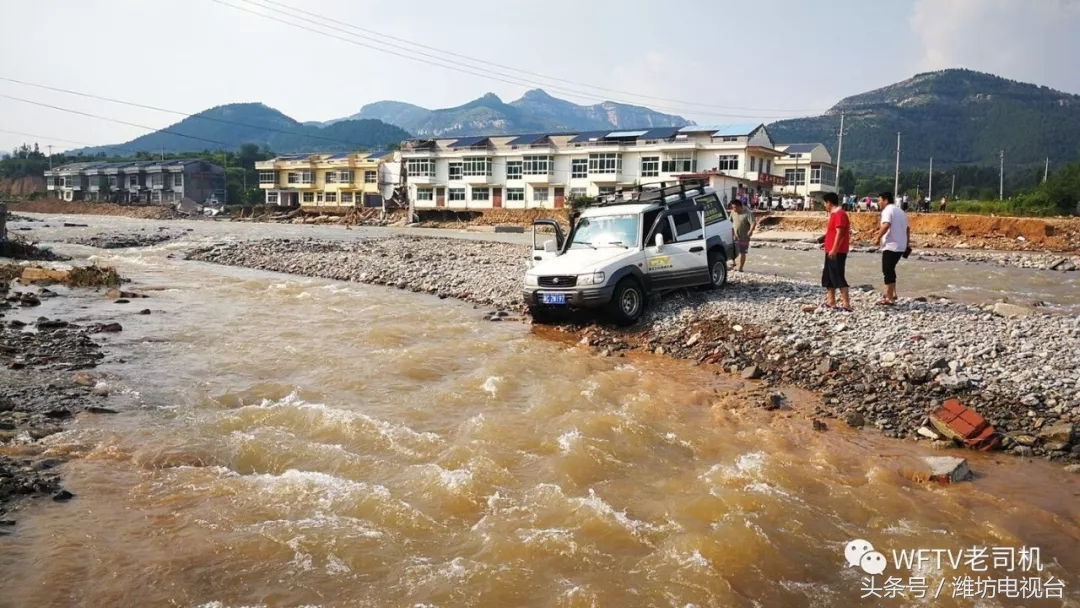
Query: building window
172 174 183 188
325 171 338 184
471 187 490 201
571 159 588 179
717 155 739 172
151 174 164 187
448 162 463 180
505 161 522 180
598 186 616 196
641 156 659 177
406 158 434 177
300 171 313 184
107 175 118 188
416 188 434 201
303 192 314 203
287 172 299 184
662 153 695 173
588 153 621 174
364 170 377 184
784 168 806 186
569 187 587 198
128 175 139 187
339 170 353 183
532 187 549 202
721 136 738 142
506 187 524 201
316 192 324 202
341 192 354 203
448 188 466 201
750 157 757 172
765 160 771 174
259 171 275 184
462 157 491 177
325 192 337 203
810 167 822 184
522 155 552 175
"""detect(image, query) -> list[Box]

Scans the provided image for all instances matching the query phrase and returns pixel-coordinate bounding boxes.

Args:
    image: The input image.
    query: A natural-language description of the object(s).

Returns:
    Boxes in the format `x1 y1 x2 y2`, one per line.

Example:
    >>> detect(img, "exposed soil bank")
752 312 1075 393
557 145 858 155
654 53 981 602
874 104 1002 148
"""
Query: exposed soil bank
8 200 178 220
186 237 1080 465
761 211 1080 252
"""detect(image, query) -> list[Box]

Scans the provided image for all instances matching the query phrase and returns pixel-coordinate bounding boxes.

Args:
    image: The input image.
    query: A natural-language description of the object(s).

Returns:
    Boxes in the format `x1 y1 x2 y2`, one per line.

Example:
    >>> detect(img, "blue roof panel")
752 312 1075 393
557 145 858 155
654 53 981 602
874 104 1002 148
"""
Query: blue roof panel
568 130 612 143
640 127 681 139
506 133 549 146
679 123 760 136
328 152 352 160
605 130 648 138
448 136 490 148
364 149 391 159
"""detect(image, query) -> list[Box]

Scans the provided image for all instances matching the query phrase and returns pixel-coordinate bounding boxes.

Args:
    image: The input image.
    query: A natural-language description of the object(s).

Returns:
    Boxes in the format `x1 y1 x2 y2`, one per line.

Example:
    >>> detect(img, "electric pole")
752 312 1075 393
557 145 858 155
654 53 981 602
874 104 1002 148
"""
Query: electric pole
1044 157 1049 183
951 174 955 198
928 157 933 203
998 150 1004 201
835 112 845 196
47 144 53 169
893 132 900 197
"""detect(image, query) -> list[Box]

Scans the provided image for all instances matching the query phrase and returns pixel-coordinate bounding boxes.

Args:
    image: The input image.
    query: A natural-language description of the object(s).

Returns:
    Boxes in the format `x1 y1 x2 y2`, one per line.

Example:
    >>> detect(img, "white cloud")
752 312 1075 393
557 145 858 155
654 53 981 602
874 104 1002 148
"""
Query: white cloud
911 0 1080 92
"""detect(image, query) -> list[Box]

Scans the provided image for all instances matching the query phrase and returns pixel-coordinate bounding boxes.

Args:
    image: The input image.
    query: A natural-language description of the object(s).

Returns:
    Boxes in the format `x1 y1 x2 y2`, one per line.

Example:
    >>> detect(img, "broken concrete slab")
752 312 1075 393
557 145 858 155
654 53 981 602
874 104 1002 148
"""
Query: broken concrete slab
923 456 973 483
992 302 1033 318
928 398 999 450
20 267 69 285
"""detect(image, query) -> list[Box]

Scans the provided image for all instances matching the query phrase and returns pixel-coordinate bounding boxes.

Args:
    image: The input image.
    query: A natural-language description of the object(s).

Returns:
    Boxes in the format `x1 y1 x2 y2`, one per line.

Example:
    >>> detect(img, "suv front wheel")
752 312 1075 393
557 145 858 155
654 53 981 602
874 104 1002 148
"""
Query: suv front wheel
607 278 645 326
708 252 728 289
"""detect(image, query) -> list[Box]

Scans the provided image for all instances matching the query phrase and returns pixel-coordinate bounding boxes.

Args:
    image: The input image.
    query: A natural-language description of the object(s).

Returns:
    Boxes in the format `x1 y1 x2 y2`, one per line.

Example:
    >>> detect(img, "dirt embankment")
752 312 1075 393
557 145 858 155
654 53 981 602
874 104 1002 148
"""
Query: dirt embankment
0 177 46 197
763 212 1080 252
8 200 178 220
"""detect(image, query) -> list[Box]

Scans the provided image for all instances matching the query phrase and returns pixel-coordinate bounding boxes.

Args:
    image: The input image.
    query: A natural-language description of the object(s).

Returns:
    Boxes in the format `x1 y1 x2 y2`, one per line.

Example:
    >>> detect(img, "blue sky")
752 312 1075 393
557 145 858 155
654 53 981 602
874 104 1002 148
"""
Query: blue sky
1 0 1078 152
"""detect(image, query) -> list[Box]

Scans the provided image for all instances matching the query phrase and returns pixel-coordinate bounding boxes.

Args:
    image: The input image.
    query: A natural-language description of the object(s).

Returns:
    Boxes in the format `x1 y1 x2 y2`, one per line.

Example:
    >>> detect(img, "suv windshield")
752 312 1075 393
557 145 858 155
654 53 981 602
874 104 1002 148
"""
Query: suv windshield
570 214 639 249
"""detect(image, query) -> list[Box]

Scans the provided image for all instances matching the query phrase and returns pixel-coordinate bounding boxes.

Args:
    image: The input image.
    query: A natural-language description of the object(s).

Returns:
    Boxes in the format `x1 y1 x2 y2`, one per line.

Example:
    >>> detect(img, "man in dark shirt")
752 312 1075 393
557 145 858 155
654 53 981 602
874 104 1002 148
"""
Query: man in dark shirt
821 192 852 311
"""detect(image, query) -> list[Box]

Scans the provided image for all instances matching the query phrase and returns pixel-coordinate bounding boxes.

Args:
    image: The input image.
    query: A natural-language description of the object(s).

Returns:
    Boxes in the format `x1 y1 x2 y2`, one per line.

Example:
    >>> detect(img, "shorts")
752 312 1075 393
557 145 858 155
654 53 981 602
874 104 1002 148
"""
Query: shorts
821 253 848 289
882 250 903 284
737 240 750 254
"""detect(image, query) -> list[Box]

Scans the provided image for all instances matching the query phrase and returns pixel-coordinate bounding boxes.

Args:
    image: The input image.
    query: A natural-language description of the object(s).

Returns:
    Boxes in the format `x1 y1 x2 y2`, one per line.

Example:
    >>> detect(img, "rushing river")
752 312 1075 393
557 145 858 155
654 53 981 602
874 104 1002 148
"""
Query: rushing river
1 216 1079 607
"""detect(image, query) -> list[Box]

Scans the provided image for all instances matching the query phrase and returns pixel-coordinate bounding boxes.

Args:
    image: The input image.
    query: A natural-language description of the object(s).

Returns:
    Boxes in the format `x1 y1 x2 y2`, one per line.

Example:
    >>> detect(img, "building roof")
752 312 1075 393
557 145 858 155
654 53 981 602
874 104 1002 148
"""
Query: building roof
567 130 612 143
605 130 648 139
448 136 491 148
679 123 761 137
640 127 681 139
506 133 548 146
363 149 392 159
778 143 819 154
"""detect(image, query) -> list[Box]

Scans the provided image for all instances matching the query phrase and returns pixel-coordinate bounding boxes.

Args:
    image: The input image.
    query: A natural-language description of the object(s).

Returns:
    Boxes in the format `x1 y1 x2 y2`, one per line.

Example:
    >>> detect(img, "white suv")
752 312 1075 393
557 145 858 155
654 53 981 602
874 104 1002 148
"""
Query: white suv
523 181 736 325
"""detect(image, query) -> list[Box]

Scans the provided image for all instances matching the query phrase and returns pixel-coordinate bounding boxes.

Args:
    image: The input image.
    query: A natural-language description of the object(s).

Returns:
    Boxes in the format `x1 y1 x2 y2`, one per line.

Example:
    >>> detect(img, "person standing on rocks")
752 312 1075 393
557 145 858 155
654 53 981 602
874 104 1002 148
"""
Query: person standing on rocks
875 191 910 306
728 199 756 272
821 192 852 311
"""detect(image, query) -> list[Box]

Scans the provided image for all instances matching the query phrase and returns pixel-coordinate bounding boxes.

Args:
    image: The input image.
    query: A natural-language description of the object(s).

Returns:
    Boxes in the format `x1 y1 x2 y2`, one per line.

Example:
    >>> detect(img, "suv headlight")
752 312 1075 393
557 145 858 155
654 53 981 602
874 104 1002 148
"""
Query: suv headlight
578 272 606 286
524 274 539 287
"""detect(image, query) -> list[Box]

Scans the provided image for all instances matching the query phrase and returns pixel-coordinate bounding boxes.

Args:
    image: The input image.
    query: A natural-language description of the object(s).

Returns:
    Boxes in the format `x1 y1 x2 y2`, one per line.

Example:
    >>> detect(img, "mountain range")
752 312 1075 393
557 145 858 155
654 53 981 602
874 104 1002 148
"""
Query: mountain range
70 70 1080 174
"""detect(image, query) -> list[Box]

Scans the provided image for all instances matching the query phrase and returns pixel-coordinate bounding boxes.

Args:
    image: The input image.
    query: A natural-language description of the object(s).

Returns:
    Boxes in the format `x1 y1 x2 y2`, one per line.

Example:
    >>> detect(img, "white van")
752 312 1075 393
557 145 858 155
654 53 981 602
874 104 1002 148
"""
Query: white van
523 181 737 325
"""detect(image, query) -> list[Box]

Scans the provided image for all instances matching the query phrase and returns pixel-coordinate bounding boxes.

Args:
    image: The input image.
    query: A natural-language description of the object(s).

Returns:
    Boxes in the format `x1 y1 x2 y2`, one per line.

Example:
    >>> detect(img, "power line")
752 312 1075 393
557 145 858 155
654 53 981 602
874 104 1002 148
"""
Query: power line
208 0 811 122
250 0 827 116
0 75 391 149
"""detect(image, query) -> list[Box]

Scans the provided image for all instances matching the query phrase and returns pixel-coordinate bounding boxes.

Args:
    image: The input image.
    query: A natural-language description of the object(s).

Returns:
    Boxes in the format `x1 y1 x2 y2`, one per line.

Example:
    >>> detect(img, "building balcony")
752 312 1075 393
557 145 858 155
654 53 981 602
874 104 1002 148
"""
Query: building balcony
586 172 625 184
462 174 494 185
408 174 436 185
258 182 278 189
522 172 554 184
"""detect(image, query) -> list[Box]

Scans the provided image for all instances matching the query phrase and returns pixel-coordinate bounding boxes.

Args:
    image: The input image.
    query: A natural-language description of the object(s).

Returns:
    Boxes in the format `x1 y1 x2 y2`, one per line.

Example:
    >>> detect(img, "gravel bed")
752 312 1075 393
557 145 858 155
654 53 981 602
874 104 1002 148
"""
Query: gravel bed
752 239 1080 271
186 236 1080 463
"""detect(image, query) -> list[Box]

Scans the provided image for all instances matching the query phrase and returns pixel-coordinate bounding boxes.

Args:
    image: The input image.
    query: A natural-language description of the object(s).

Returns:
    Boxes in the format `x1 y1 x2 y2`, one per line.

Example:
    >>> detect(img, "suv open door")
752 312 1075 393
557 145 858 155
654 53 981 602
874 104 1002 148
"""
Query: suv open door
531 219 564 263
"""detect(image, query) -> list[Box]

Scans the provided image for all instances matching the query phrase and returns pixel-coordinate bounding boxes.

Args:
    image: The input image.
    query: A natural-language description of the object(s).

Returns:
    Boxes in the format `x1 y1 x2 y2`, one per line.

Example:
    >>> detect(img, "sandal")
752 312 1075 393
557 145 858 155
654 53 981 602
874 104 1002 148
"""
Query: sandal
874 299 895 306
836 306 854 313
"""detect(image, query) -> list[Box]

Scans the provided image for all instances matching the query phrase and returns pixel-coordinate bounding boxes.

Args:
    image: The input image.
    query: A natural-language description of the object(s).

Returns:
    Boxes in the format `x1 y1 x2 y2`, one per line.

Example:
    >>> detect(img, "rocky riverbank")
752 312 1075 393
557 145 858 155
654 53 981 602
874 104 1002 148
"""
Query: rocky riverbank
67 227 189 249
0 269 126 524
187 237 1080 465
751 238 1080 272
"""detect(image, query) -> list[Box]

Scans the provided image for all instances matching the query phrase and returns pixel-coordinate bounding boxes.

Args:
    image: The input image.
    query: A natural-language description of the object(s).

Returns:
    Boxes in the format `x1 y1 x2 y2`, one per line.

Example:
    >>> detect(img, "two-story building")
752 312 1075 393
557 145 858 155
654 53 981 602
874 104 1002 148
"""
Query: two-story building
773 143 837 199
256 150 397 209
46 159 225 205
398 124 789 210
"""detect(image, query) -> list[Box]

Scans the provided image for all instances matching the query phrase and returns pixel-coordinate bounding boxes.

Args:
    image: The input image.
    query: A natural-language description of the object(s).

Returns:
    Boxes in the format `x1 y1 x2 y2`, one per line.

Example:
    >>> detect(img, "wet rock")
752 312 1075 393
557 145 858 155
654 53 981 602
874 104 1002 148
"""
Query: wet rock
138 309 151 315
1064 464 1080 474
92 323 123 333
812 419 827 432
85 406 118 414
993 302 1032 318
844 411 865 428
114 299 130 304
741 365 763 380
51 489 75 501
1038 422 1075 451
764 392 785 410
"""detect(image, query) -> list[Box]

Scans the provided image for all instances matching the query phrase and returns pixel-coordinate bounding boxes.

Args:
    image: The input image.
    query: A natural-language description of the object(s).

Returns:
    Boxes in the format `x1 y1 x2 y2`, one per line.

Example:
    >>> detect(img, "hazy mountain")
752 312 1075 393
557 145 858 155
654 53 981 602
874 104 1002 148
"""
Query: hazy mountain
322 89 691 137
768 69 1080 174
74 103 410 155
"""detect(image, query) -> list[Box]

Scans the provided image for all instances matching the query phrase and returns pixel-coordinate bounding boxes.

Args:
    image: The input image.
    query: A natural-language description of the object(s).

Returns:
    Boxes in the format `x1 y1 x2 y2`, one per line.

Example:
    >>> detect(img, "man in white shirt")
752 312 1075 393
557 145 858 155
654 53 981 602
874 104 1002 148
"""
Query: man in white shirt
874 191 910 305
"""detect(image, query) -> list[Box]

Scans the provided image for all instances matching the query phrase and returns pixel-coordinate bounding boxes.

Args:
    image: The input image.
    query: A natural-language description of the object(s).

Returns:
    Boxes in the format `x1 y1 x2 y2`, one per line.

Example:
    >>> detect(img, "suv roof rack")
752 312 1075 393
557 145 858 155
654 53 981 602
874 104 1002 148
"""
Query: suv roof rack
595 178 709 207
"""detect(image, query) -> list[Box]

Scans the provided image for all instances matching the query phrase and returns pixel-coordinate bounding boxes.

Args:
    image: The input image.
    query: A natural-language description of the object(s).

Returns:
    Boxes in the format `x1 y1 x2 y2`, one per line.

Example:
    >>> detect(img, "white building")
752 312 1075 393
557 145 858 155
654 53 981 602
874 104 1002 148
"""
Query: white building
773 143 837 199
399 124 789 209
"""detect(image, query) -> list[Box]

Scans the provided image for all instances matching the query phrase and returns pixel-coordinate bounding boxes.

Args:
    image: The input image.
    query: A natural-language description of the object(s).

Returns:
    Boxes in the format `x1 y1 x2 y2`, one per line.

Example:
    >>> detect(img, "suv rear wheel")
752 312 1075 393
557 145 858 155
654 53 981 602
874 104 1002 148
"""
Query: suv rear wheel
708 251 728 289
607 278 645 326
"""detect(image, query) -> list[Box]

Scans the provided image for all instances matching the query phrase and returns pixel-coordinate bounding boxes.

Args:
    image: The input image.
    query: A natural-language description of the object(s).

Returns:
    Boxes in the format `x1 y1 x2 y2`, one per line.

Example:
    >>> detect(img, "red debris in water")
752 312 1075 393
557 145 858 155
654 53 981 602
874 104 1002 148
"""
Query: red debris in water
929 398 1000 451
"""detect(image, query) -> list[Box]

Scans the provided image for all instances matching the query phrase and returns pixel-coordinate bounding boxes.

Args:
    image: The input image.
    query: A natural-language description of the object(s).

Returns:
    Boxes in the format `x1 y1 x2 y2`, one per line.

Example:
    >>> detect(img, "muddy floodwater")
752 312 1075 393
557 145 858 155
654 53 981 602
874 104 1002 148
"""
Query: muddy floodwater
1 217 1080 607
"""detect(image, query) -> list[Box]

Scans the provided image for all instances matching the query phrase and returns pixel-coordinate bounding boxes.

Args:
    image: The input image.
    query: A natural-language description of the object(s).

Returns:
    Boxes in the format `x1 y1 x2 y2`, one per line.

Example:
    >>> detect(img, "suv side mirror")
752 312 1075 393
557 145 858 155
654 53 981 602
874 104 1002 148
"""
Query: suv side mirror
654 233 665 249
543 239 557 252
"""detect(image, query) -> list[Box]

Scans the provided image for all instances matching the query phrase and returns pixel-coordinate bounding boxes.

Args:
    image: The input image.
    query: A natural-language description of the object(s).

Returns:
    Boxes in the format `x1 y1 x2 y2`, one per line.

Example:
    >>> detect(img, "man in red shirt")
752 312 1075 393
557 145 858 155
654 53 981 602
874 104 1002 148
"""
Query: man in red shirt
821 192 852 311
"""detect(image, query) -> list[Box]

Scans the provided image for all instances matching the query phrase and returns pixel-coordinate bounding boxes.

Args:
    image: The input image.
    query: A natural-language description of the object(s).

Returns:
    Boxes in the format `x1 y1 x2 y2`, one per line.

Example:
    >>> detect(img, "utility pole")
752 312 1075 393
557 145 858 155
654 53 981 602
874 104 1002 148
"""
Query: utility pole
1044 157 1049 183
893 132 900 197
47 145 53 169
835 112 845 195
928 157 933 203
951 174 956 198
223 151 228 206
998 150 1004 201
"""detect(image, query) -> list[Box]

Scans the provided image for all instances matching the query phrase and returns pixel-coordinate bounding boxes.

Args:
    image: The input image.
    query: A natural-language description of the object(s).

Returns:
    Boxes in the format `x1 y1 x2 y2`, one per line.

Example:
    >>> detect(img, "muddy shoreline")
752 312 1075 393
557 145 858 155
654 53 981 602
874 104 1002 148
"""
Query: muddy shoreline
186 236 1080 467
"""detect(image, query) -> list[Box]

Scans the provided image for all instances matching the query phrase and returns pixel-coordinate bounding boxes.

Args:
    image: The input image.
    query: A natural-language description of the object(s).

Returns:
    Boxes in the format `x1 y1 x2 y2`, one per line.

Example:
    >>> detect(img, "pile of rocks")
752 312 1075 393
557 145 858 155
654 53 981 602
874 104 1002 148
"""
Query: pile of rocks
185 236 1080 462
69 228 184 249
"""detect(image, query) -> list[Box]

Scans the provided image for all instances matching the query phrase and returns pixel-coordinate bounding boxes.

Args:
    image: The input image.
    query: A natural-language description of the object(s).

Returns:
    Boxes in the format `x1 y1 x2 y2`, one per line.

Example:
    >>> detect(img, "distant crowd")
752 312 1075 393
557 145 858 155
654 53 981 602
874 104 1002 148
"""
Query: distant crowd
733 192 951 214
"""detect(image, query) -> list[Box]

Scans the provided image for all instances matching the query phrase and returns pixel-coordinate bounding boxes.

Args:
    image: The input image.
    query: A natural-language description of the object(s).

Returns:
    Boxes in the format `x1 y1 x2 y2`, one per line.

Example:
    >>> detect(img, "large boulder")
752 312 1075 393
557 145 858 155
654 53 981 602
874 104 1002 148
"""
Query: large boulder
1038 423 1075 451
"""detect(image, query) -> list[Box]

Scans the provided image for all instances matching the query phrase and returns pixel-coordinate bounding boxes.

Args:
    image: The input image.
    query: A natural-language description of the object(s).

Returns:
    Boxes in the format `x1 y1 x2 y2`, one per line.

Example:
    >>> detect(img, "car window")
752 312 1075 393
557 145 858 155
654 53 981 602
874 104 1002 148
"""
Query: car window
695 193 727 224
671 211 703 241
641 210 661 247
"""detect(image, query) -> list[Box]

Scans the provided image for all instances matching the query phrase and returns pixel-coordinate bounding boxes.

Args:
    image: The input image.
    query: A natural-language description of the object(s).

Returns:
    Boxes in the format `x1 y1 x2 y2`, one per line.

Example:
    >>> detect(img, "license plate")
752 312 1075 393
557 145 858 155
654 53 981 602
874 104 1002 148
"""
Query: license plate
542 293 567 305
